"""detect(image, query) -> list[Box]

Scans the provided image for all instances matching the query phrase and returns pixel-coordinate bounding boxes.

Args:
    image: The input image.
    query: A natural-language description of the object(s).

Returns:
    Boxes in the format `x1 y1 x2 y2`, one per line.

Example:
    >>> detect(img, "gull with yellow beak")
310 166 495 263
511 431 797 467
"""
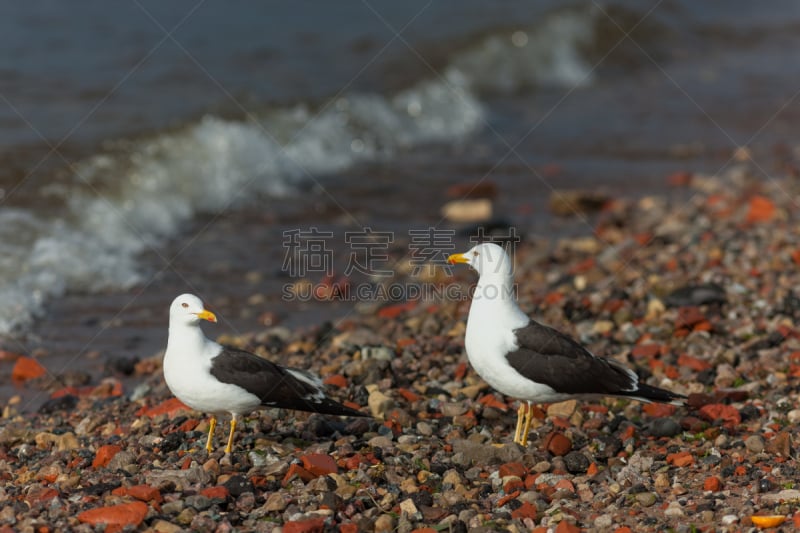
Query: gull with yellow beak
448 243 683 446
163 293 366 454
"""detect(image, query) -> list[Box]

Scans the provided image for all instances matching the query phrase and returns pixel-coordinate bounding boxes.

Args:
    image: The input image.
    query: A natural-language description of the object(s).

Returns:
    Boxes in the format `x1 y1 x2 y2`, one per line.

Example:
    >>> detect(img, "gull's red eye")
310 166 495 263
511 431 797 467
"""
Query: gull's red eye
181 302 188 308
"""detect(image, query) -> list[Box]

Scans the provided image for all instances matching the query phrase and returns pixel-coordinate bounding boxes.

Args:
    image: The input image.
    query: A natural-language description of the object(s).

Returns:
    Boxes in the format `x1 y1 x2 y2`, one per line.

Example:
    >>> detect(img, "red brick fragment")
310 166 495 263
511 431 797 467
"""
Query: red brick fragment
746 195 775 223
631 343 663 359
283 463 316 486
677 353 711 372
200 486 229 501
555 521 581 533
511 501 538 520
543 432 572 456
497 490 520 507
282 517 326 533
92 445 122 469
136 398 191 418
478 394 508 411
697 404 741 429
77 501 147 532
323 374 347 388
301 453 337 477
377 302 416 319
12 356 46 381
397 388 421 403
498 462 528 479
111 484 162 503
642 403 676 417
703 476 722 492
666 451 694 467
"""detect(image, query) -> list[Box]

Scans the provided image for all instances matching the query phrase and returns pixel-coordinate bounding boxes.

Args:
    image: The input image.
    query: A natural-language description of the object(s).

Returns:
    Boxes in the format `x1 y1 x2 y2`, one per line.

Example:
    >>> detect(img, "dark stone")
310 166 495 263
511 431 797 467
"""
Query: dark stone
505 499 522 510
106 355 139 376
739 404 760 421
185 494 212 511
757 478 774 493
449 520 468 533
160 432 184 453
306 415 346 438
38 394 78 414
563 451 590 474
696 368 716 386
429 462 448 475
410 490 433 508
319 491 340 511
224 475 254 498
664 283 726 307
83 482 121 496
628 483 648 494
594 435 622 459
647 418 681 438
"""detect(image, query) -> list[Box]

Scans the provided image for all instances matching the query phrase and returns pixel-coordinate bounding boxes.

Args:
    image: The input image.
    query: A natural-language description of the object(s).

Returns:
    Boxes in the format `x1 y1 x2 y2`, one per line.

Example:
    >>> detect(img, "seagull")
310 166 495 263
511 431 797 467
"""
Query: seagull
448 243 684 446
163 293 366 453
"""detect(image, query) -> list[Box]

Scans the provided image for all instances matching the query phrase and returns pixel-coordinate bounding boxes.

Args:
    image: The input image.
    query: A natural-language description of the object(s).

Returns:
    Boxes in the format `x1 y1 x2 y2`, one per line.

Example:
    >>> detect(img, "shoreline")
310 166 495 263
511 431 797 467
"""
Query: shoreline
3 164 800 530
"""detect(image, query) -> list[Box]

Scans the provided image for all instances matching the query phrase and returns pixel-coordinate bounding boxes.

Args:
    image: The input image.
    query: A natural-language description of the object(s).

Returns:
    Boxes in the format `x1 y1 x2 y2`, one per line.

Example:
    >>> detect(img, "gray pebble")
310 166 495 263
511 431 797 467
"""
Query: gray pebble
647 418 681 438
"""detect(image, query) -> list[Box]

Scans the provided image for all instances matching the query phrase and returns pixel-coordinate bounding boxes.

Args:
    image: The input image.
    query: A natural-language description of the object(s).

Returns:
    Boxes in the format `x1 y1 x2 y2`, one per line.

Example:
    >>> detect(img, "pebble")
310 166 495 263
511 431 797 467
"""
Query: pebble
647 418 681 437
635 493 657 507
368 390 395 419
745 435 765 454
563 451 589 474
416 422 433 436
664 501 684 517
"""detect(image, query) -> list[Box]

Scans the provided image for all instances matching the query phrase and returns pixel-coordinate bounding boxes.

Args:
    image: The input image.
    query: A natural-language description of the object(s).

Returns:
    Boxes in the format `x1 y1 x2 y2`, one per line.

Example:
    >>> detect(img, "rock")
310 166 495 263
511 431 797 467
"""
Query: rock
635 492 657 507
264 492 287 511
760 489 800 504
549 190 609 216
745 435 765 454
150 519 183 533
34 432 79 451
451 439 523 466
145 467 212 491
593 515 613 529
368 390 395 419
766 431 793 457
664 283 726 307
374 513 397 533
416 422 433 436
107 451 137 471
647 418 681 438
441 402 468 417
547 400 578 419
441 199 492 223
563 452 589 474
664 501 684 517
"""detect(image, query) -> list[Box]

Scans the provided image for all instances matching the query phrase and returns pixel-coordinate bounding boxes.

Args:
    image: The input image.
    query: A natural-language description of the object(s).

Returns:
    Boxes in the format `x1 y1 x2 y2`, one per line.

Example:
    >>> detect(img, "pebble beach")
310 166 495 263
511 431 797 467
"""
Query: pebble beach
3 163 800 532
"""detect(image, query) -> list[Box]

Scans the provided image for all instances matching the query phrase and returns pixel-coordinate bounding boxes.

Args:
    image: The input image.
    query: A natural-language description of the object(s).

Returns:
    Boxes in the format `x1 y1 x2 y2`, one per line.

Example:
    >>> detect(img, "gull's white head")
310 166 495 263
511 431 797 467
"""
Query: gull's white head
448 242 514 279
169 293 217 327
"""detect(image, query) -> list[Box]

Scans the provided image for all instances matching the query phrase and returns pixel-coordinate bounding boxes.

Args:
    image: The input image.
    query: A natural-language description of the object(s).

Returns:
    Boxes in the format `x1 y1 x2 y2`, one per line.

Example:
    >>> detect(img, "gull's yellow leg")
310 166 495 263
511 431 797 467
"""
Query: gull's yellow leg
513 403 526 444
224 414 238 454
520 402 533 447
205 416 217 452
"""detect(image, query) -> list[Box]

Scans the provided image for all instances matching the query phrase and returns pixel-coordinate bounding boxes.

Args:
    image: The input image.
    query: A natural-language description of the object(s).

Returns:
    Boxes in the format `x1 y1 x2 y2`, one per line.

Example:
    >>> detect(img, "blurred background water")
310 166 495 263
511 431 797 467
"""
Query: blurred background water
2 0 800 405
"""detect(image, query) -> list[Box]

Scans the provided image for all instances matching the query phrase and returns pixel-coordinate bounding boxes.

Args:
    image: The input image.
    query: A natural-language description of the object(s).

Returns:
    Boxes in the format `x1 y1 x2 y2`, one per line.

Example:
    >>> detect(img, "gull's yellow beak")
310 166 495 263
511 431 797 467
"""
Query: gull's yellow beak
447 252 470 265
197 309 217 323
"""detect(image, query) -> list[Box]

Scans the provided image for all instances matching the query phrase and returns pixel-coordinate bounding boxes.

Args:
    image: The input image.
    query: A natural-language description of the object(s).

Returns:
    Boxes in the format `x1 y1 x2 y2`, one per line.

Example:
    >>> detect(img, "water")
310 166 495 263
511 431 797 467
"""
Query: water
2 1 800 406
